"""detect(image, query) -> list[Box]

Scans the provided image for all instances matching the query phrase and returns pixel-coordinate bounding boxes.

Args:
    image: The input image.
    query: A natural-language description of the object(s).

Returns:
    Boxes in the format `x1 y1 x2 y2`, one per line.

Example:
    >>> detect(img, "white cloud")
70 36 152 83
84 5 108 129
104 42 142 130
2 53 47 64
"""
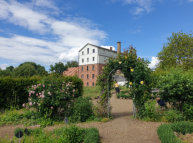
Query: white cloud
188 0 193 2
116 0 160 15
148 56 159 69
0 0 106 66
0 64 9 70
101 46 116 51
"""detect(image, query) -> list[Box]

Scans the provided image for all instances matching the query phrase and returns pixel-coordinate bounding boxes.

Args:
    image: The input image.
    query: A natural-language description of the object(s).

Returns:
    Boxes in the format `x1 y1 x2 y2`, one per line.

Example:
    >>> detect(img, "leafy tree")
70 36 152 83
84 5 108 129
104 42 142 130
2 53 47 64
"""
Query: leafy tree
50 62 67 75
0 66 15 77
14 62 47 77
66 61 78 68
157 32 193 70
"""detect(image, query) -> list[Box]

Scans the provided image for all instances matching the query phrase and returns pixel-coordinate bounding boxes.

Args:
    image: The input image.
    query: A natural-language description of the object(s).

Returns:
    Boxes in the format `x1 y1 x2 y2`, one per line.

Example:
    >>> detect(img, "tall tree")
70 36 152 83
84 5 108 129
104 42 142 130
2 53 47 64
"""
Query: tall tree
50 62 67 75
66 61 78 68
157 32 193 70
14 62 47 77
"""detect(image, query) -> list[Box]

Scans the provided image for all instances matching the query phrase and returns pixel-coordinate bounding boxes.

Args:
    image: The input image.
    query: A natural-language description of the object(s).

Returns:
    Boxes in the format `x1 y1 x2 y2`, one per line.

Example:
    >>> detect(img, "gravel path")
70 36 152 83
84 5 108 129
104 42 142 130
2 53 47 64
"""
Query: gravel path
79 95 162 143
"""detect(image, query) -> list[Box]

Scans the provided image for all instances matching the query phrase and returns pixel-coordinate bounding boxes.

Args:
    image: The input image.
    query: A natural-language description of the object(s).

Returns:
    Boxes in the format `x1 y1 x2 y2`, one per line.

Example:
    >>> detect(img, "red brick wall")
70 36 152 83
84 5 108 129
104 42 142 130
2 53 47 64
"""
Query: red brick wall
78 64 105 86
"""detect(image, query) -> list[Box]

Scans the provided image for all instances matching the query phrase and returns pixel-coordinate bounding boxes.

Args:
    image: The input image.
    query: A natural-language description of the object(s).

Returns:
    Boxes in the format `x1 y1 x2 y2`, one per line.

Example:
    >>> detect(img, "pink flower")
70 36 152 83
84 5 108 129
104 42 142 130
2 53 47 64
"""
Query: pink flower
36 93 38 96
29 102 32 106
73 89 75 93
48 92 51 96
43 84 45 88
51 106 53 109
22 103 26 107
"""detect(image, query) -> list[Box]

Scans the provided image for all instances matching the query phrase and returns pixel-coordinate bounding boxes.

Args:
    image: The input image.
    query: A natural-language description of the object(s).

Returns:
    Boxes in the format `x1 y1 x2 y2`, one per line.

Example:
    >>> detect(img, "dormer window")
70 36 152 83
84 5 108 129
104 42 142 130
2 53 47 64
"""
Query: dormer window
82 51 84 55
93 49 95 53
87 48 89 54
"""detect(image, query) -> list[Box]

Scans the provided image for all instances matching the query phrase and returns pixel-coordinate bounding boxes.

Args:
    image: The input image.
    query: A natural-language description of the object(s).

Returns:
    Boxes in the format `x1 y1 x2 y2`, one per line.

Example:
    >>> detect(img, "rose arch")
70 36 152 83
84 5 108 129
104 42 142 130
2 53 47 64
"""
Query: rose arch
97 47 152 118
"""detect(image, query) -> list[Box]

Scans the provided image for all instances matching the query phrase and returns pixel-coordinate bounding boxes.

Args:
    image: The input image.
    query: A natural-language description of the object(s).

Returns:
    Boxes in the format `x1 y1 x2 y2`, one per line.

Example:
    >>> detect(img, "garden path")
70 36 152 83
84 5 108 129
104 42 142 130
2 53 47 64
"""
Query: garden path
0 95 162 143
78 95 162 143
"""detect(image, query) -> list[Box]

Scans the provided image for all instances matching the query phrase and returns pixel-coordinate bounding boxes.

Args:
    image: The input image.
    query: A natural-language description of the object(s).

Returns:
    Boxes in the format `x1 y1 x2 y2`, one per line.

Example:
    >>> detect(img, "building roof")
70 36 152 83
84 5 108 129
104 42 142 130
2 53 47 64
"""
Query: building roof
63 67 79 76
79 43 117 53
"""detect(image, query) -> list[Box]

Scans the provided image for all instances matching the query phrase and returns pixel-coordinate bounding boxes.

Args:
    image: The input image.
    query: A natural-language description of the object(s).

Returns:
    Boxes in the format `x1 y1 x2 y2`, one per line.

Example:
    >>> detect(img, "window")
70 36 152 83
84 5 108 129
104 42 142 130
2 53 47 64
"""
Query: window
92 65 95 71
87 74 89 79
82 51 84 55
92 74 95 79
93 49 95 53
82 66 84 71
92 82 95 86
93 57 95 61
81 74 84 79
87 58 89 62
87 82 89 86
87 66 89 71
87 48 89 54
82 58 84 63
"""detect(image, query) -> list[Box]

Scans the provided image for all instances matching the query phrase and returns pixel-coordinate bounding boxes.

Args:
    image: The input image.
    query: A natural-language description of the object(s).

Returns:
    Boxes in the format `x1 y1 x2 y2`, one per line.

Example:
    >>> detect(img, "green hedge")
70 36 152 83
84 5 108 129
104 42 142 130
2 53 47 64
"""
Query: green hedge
84 128 100 143
0 76 83 110
157 121 193 143
0 76 41 109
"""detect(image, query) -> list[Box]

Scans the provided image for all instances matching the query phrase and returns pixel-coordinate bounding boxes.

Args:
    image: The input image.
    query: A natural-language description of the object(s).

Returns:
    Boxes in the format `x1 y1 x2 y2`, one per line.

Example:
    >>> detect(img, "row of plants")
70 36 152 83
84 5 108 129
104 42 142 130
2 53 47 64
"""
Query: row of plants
1 125 100 143
0 96 95 127
157 121 193 143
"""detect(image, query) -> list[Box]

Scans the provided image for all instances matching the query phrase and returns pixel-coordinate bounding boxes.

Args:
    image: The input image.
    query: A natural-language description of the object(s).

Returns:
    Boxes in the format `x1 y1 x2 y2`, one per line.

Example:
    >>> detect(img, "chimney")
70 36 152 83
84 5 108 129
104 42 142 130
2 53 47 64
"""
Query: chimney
110 47 112 51
117 42 121 54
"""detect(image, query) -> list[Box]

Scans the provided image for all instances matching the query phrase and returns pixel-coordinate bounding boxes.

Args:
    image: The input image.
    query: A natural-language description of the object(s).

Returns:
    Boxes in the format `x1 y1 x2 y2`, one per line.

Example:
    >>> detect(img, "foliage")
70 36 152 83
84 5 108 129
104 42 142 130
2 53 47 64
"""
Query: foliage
0 108 53 126
84 128 100 143
157 68 193 118
157 124 182 143
117 89 132 99
157 122 193 143
70 97 93 122
50 62 67 75
0 76 41 109
163 109 184 122
66 61 79 68
157 32 193 70
0 66 14 77
25 76 83 118
142 100 161 121
9 126 100 143
14 62 48 77
97 47 152 117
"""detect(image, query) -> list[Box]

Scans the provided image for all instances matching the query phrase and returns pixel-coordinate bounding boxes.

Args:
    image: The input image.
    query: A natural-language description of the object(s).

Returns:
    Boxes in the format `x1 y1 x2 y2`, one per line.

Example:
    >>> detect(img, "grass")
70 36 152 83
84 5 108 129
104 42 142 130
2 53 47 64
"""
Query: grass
83 86 101 98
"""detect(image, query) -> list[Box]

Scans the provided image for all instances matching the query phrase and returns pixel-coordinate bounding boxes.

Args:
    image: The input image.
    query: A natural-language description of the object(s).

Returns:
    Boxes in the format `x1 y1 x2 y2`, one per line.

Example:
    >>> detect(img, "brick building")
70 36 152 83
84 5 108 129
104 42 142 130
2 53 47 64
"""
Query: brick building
78 42 121 86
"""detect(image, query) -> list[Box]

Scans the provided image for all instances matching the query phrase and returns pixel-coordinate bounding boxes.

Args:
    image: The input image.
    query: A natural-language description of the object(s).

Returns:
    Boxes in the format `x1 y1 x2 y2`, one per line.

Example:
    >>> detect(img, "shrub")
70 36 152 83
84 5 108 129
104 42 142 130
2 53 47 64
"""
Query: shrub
157 121 193 143
157 68 193 113
183 104 193 120
70 97 93 122
84 128 100 143
25 76 83 119
0 76 41 109
142 100 160 121
163 109 184 122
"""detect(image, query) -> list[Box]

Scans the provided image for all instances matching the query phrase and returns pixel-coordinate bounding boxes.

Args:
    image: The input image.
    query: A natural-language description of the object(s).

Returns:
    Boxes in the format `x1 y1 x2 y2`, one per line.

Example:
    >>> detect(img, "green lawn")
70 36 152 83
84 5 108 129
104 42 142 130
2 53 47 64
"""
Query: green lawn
83 86 101 98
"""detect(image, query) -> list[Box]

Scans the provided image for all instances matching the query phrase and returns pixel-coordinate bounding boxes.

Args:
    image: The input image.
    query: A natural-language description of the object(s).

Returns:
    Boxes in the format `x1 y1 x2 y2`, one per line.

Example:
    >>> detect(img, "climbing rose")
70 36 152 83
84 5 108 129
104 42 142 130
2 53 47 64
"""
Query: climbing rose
130 68 134 72
140 81 144 85
129 82 133 86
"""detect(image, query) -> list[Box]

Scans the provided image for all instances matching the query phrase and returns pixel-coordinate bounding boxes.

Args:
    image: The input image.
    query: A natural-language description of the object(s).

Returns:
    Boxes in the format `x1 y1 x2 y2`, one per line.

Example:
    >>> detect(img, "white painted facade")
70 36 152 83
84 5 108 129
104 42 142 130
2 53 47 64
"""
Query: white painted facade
79 43 117 65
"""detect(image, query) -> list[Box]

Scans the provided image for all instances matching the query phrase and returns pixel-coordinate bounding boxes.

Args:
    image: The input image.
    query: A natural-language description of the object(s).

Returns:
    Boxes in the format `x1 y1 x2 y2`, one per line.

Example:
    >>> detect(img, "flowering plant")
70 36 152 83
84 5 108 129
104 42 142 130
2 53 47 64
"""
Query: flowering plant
24 76 83 118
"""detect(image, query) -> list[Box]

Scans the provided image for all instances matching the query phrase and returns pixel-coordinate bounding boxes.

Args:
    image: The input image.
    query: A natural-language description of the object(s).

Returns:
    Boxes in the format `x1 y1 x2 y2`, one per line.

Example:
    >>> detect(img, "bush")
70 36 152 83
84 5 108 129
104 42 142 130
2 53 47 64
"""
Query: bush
0 76 41 109
157 68 193 113
70 97 93 122
142 100 160 121
84 128 100 143
25 76 83 119
163 109 184 122
157 121 193 143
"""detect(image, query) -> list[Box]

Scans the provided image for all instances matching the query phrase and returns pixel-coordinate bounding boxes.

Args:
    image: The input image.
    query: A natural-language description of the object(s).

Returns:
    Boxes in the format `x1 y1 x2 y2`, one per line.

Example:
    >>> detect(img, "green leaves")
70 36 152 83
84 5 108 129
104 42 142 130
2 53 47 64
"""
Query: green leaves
158 32 193 70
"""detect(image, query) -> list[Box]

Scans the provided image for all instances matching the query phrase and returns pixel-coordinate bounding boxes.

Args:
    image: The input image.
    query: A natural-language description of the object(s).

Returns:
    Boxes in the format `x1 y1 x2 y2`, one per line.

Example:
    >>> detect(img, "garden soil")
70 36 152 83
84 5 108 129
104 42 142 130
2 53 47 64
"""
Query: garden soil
0 95 162 143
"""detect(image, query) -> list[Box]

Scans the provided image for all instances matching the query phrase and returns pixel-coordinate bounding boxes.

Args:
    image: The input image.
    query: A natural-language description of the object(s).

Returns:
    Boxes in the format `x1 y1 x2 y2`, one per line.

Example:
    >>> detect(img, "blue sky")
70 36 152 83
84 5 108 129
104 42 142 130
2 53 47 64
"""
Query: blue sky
0 0 193 70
